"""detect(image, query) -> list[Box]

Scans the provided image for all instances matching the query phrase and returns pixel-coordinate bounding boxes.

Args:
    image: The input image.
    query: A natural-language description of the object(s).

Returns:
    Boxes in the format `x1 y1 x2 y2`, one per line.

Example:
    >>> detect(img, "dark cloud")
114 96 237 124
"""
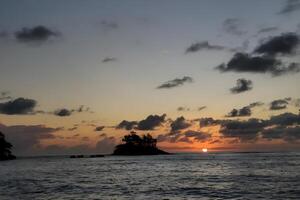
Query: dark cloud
209 139 222 144
226 107 251 117
223 18 246 36
157 132 179 143
268 112 300 126
53 105 91 117
199 117 221 127
99 133 107 137
0 123 61 155
157 130 210 144
137 114 166 130
219 119 265 142
170 116 191 132
116 120 138 130
278 0 300 14
249 101 264 107
198 106 207 111
201 112 300 143
68 127 77 131
0 91 12 101
185 41 225 53
183 130 211 141
270 98 291 110
54 108 72 117
216 52 300 76
230 78 253 94
0 98 37 115
177 107 190 111
254 33 300 56
15 26 59 43
257 27 279 34
102 57 117 63
226 102 263 118
262 126 300 142
95 126 105 131
157 76 193 89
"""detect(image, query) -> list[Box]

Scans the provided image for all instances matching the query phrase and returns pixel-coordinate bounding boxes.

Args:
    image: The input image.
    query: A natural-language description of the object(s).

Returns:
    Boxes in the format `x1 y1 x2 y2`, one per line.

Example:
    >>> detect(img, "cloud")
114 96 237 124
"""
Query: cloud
157 130 211 144
157 76 193 89
0 91 12 101
262 126 300 142
42 136 117 155
226 107 251 117
95 126 105 131
0 31 9 39
68 127 77 131
216 52 300 76
249 101 264 107
199 117 221 127
278 0 300 14
15 25 59 43
268 112 300 126
254 33 300 56
95 136 117 153
200 111 300 143
270 98 291 110
137 114 166 130
0 123 61 155
0 98 37 115
226 102 263 118
219 119 265 142
257 27 279 34
54 108 72 117
294 98 300 107
183 130 211 141
100 20 119 31
177 107 190 111
230 79 253 94
102 57 117 63
223 18 246 36
198 106 207 111
116 120 138 130
53 105 91 117
170 116 191 132
185 41 225 53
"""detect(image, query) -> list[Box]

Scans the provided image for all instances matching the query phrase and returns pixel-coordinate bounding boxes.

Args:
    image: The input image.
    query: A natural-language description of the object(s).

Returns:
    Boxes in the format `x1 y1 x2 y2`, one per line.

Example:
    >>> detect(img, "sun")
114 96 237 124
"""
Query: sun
202 148 208 153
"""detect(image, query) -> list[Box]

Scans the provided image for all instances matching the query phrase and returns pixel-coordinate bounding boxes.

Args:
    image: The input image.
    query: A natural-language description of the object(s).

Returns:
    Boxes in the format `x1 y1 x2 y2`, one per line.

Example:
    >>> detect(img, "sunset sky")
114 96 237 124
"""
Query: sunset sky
1 0 300 156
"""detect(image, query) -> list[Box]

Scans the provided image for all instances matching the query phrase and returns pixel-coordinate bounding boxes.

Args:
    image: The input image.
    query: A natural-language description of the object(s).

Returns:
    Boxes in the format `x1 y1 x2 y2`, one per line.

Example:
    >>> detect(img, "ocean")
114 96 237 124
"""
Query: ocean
0 152 299 200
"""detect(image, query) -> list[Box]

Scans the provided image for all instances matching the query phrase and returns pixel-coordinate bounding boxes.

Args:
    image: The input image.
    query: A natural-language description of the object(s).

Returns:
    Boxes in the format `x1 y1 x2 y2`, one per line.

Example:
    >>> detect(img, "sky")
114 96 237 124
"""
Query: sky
1 0 300 156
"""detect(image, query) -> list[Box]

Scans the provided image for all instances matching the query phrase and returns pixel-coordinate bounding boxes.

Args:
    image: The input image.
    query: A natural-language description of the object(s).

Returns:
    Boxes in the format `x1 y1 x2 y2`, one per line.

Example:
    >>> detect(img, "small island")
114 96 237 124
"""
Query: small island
0 132 16 161
113 133 169 155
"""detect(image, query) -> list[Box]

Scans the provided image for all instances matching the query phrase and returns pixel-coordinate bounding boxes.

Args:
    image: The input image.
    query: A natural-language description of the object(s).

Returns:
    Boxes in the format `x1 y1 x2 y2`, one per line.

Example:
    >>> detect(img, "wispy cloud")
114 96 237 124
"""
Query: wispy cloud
185 41 225 53
278 0 300 14
157 76 193 89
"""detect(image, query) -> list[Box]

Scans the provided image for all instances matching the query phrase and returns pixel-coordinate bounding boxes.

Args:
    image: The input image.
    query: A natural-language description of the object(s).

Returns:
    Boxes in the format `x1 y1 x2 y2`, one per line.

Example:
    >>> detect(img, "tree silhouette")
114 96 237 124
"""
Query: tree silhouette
113 133 168 155
0 132 16 160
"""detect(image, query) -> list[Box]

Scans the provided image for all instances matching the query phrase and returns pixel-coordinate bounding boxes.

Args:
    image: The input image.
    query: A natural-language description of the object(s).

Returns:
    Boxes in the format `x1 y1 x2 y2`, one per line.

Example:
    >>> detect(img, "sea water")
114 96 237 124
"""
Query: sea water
0 152 299 200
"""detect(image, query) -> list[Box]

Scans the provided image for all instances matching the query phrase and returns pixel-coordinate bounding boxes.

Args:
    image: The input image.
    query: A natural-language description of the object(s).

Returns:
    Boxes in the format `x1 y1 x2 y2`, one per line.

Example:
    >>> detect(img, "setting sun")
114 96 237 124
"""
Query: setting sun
202 148 208 153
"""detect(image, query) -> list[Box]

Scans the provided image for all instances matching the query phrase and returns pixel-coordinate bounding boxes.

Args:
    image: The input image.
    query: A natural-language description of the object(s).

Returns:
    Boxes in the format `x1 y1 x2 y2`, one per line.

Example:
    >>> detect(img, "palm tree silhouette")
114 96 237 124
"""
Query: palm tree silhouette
113 133 167 155
0 132 16 160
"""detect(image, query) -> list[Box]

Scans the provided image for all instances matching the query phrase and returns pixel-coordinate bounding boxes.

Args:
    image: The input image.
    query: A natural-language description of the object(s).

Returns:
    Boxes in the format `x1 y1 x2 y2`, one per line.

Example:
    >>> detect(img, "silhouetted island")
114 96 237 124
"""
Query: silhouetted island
113 133 169 155
0 132 16 161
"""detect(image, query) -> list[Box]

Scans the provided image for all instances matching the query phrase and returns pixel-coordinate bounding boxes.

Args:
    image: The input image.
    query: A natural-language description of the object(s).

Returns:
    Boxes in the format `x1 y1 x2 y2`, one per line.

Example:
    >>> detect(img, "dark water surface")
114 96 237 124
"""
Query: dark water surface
0 152 299 200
